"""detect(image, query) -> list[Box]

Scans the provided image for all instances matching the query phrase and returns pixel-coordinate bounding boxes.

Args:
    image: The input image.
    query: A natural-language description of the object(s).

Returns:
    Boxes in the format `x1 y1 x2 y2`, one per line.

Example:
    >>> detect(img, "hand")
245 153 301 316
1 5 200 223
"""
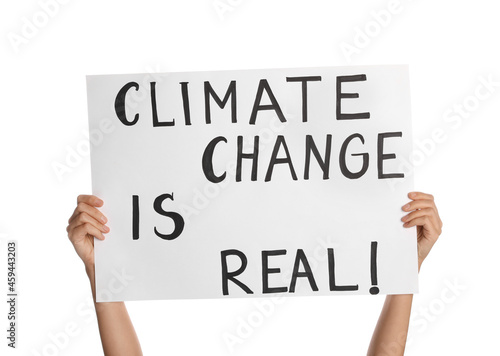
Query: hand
401 191 443 270
67 195 109 268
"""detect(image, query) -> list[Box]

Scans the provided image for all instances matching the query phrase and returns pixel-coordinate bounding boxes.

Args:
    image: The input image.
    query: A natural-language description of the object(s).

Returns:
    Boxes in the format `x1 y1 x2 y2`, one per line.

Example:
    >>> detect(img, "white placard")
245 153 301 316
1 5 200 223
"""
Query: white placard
86 65 418 302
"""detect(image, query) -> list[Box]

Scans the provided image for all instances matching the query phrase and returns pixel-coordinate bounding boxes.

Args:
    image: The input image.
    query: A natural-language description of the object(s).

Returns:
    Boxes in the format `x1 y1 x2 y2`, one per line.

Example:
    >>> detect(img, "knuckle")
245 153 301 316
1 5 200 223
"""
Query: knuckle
74 213 85 224
74 224 84 233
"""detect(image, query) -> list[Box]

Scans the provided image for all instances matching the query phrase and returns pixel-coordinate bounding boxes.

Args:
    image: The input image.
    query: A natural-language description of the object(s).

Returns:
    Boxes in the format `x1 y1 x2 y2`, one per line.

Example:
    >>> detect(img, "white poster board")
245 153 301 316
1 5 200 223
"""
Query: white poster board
86 65 418 302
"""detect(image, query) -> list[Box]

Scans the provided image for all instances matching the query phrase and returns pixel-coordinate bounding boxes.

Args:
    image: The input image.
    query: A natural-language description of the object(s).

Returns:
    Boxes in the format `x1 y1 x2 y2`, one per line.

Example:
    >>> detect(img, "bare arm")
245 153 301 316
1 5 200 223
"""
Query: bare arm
67 195 143 356
367 192 443 356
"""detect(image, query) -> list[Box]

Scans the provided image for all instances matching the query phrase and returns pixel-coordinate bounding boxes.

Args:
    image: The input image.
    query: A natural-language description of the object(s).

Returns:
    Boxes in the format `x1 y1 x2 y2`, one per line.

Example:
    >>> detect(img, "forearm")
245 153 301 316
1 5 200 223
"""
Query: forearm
86 264 143 356
367 294 413 356
367 262 421 356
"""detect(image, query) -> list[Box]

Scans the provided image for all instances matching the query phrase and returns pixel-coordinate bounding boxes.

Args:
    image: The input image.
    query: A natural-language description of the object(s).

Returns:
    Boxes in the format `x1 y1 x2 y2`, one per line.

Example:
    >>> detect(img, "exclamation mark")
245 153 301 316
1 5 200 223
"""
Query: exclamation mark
369 241 379 295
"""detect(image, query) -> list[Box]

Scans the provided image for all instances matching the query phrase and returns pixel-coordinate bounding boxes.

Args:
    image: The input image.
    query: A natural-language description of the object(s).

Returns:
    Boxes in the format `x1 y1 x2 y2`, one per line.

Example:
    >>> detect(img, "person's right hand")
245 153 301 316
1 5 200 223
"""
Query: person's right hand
67 195 109 268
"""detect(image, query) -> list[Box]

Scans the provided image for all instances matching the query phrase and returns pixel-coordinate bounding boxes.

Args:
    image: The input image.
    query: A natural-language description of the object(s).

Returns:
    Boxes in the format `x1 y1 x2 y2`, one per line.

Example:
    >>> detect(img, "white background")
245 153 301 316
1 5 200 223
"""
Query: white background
0 0 498 355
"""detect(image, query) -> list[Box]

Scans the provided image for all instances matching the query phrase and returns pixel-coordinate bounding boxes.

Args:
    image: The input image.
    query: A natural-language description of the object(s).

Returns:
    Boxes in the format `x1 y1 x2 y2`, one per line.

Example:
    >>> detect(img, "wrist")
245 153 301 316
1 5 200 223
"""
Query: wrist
85 262 95 279
84 263 97 302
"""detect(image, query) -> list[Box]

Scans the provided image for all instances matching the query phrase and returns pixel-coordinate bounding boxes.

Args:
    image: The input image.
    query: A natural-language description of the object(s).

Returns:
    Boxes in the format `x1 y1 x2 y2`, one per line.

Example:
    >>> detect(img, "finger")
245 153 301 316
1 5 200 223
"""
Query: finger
402 207 440 226
403 216 438 232
77 194 103 207
69 201 107 225
67 211 109 234
402 199 436 212
70 222 105 242
68 203 101 224
408 191 434 201
68 207 78 224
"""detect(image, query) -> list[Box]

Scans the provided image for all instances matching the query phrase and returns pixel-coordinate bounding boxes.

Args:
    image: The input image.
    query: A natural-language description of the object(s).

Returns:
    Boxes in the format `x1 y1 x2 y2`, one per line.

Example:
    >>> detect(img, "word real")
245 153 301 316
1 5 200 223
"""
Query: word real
221 242 381 296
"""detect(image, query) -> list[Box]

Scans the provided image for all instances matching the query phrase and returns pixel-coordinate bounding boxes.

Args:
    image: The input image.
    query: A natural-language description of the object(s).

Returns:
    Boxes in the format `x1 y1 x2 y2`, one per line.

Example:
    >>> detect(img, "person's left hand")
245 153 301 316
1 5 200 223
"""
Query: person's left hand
401 191 443 270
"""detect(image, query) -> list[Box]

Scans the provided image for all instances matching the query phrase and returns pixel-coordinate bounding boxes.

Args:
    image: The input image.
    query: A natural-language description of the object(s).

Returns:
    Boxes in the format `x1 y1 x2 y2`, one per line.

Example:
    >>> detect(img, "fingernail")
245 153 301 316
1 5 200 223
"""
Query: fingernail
103 225 110 232
96 199 103 206
101 216 107 223
401 215 407 222
403 204 410 211
409 192 416 198
403 222 408 227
